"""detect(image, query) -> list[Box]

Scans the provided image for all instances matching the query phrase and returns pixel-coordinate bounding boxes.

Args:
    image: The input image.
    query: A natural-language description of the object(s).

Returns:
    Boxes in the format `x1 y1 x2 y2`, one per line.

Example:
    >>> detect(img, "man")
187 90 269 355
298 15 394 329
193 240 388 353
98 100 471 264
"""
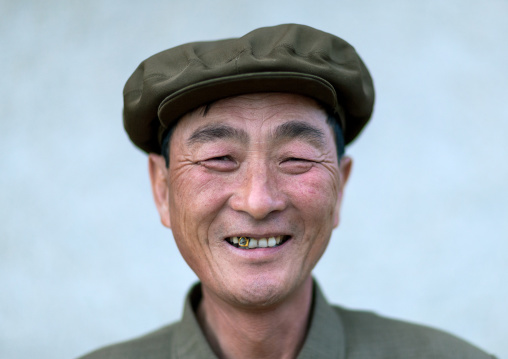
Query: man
80 24 495 358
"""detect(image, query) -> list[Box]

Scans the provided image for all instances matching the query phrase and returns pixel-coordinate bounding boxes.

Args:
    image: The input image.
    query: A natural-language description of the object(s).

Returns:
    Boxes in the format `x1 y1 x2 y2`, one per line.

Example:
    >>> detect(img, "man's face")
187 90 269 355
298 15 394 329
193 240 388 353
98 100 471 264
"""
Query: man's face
149 93 351 308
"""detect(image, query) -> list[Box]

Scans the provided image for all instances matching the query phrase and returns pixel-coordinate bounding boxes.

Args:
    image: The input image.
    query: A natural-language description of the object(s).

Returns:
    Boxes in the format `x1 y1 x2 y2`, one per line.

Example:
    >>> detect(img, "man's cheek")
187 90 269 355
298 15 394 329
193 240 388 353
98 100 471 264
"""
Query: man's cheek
172 168 218 198
285 174 337 208
171 174 232 222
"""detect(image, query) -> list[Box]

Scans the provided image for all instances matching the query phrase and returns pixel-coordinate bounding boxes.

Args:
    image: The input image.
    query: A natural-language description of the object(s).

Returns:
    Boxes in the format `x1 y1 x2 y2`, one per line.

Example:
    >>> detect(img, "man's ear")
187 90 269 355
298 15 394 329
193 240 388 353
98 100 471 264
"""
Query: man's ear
333 156 352 228
148 154 171 228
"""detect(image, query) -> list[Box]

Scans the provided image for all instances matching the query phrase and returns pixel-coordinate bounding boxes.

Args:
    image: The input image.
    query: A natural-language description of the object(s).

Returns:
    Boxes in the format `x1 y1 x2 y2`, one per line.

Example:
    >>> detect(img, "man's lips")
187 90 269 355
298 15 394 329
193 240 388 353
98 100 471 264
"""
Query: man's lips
225 235 290 249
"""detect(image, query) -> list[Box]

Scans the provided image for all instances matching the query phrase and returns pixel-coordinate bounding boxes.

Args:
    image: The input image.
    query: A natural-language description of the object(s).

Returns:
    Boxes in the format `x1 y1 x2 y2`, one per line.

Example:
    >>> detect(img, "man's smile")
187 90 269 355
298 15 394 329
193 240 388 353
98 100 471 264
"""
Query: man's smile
225 235 290 249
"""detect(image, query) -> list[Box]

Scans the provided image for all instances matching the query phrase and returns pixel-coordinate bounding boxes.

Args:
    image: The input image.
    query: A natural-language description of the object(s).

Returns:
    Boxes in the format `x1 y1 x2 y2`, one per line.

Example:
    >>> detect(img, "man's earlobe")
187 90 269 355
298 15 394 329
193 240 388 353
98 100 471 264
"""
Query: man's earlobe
148 154 172 228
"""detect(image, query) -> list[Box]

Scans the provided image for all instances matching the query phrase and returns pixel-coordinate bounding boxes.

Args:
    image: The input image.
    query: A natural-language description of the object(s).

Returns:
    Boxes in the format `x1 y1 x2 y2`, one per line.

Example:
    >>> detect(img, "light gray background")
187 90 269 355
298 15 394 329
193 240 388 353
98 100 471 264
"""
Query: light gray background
1 0 506 358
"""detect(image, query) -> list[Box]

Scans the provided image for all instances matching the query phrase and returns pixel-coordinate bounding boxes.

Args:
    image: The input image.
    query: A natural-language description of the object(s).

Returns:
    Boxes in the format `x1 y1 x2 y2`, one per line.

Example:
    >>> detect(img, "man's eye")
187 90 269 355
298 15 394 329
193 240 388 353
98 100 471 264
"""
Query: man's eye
200 156 237 171
280 158 314 174
211 156 232 161
285 157 308 162
283 157 313 163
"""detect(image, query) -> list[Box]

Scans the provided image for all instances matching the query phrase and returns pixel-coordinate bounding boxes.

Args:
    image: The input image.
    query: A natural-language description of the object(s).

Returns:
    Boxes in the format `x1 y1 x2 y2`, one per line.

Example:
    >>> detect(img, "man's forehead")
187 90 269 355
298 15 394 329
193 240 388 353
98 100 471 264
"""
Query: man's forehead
182 93 327 124
170 93 333 153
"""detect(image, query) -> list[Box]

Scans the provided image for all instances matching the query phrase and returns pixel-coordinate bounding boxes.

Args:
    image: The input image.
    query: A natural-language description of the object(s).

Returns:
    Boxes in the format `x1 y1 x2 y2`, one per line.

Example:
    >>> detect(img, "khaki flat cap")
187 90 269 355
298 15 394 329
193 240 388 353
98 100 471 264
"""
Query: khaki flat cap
123 24 375 153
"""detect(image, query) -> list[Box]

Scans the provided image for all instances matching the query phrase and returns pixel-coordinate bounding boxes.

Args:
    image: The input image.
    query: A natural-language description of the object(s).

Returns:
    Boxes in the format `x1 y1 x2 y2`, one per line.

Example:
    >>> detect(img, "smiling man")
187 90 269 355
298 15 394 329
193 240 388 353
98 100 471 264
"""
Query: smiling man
79 24 495 358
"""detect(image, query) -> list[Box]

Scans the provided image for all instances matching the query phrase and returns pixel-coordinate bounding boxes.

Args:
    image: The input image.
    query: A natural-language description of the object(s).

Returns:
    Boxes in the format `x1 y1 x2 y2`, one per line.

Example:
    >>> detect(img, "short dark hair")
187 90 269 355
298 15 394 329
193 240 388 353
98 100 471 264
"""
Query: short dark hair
161 104 345 167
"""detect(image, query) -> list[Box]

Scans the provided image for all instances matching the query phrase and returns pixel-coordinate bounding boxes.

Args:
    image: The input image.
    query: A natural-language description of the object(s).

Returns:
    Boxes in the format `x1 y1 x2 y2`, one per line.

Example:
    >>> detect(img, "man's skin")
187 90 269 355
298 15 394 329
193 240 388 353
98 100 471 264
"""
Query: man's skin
148 93 352 359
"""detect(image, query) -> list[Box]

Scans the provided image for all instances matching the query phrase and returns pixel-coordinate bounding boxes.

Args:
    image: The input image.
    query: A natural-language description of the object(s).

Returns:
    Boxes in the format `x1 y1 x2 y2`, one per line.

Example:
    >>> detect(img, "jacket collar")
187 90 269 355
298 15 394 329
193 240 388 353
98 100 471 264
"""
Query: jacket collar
173 280 346 358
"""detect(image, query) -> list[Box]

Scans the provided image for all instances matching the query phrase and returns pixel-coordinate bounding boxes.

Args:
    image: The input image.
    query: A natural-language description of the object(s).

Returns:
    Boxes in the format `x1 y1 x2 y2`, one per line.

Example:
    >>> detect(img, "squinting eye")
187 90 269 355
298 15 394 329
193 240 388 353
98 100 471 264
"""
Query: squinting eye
212 156 231 161
280 158 314 174
199 155 238 172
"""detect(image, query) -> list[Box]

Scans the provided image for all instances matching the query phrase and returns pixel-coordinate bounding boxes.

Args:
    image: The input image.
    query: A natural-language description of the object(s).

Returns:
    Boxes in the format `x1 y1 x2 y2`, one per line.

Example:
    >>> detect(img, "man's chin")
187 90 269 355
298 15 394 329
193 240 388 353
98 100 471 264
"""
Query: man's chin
213 272 308 310
233 284 285 309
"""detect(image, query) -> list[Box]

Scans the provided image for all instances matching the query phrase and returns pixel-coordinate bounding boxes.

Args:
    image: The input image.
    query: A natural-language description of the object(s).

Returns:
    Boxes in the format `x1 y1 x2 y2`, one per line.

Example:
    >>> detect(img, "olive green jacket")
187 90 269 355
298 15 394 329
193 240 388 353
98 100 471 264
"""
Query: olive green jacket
78 283 496 358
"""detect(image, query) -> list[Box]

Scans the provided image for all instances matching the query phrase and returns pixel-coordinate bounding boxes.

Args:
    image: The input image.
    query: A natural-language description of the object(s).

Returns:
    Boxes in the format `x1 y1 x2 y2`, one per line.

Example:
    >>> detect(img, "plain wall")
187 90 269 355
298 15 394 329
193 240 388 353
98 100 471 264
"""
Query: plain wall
1 0 506 358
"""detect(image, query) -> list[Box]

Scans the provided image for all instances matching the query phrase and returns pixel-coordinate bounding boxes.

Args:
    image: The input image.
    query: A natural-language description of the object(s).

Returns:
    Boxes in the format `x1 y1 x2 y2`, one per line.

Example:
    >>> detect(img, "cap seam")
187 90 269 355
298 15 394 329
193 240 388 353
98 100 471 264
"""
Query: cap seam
234 48 249 74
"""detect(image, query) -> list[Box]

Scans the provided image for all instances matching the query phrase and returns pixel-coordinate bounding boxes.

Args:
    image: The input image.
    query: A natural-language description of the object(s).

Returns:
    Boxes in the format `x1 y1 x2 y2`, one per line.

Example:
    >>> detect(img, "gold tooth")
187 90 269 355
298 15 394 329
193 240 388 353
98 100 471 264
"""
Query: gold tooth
238 237 249 247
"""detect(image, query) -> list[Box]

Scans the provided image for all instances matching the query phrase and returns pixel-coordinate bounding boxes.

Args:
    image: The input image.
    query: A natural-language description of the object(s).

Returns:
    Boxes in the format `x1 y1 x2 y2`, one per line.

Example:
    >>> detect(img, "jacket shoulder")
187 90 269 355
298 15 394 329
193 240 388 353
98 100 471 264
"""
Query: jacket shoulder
334 306 495 359
77 322 178 359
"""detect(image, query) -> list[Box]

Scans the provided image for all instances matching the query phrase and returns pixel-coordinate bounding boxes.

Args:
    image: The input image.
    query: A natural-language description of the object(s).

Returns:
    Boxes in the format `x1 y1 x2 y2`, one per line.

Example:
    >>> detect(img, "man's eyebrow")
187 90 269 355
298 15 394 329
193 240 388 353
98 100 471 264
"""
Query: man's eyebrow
186 124 249 146
272 121 326 149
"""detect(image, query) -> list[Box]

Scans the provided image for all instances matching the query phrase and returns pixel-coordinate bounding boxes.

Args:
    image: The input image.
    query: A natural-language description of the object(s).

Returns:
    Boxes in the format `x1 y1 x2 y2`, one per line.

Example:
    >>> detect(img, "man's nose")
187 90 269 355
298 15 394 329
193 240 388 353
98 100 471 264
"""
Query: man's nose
229 165 286 220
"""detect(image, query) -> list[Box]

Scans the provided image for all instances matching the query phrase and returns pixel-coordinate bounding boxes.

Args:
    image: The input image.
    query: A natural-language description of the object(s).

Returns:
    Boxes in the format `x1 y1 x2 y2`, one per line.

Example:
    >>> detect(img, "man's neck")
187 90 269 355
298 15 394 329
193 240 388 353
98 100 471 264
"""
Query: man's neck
196 277 314 359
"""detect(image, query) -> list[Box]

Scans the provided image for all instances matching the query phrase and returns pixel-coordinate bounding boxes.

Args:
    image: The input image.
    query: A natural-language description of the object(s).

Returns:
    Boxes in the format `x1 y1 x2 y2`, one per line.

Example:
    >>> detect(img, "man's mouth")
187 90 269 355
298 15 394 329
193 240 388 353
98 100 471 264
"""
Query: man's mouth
225 235 290 249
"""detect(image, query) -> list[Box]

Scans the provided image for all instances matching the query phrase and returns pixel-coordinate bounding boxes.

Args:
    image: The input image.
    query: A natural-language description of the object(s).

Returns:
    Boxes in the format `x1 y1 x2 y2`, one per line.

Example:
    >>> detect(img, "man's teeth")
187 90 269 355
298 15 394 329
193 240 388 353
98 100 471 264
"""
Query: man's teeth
228 236 285 249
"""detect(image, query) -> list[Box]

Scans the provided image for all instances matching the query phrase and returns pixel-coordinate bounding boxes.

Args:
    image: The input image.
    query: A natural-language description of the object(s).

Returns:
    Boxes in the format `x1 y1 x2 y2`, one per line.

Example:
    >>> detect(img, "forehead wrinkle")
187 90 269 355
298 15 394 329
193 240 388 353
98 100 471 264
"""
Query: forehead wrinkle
271 120 327 150
186 123 249 146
